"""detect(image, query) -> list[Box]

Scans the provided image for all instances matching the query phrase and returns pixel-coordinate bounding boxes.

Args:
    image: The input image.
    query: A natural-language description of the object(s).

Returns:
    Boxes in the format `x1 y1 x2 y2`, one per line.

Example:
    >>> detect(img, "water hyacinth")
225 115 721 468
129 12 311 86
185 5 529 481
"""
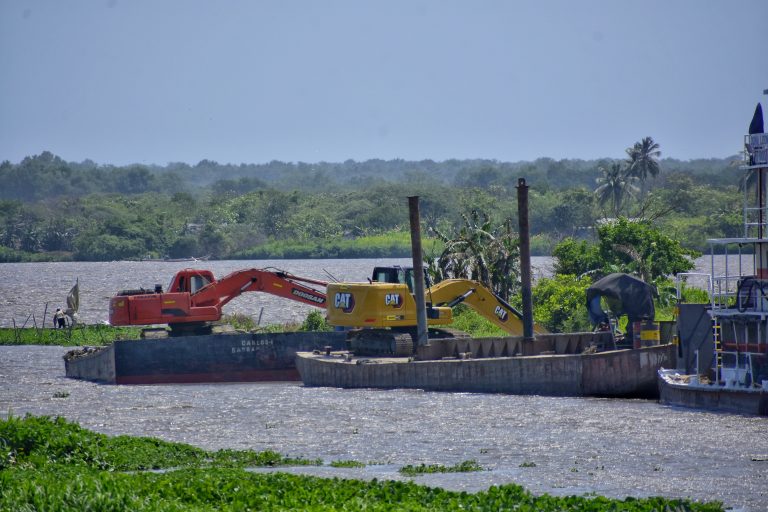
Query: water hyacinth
0 415 725 511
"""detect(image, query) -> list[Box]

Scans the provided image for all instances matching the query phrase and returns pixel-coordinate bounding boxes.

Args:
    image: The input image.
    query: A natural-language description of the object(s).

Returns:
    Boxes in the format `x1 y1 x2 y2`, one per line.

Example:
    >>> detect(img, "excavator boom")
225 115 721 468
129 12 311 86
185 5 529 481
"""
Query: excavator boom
428 279 548 335
109 268 327 327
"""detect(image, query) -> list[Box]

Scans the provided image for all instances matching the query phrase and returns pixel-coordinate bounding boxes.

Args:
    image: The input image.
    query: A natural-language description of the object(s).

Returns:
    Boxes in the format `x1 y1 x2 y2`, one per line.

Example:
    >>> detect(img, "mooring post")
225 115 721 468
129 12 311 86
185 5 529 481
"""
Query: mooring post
517 178 535 341
408 196 429 347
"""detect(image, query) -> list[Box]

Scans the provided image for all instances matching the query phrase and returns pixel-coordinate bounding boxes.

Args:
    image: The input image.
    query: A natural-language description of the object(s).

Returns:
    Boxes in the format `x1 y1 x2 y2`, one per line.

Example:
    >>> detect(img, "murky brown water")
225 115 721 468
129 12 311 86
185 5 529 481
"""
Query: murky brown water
1 346 766 510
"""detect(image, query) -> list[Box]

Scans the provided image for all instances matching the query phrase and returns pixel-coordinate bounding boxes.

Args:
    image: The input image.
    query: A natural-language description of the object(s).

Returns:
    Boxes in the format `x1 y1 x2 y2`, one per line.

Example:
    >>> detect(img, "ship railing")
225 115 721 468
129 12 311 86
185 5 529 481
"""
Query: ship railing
716 350 764 388
710 274 740 311
743 204 768 239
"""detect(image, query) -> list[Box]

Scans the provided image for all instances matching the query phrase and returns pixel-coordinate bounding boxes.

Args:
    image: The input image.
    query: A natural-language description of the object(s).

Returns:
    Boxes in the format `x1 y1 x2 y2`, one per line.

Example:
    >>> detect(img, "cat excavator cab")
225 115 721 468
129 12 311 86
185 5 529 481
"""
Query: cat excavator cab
328 267 548 356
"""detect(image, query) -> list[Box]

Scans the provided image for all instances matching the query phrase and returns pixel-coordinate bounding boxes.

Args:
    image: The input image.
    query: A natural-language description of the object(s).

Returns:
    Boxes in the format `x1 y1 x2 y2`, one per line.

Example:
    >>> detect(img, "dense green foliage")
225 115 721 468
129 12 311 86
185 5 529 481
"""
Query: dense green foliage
0 415 724 511
546 219 700 330
553 218 698 282
0 151 744 262
528 274 594 333
449 304 507 338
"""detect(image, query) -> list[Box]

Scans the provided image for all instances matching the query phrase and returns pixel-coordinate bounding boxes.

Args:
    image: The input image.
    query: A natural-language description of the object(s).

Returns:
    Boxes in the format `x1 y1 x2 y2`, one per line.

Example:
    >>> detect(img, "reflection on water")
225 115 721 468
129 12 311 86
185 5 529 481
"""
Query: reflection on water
1 346 766 510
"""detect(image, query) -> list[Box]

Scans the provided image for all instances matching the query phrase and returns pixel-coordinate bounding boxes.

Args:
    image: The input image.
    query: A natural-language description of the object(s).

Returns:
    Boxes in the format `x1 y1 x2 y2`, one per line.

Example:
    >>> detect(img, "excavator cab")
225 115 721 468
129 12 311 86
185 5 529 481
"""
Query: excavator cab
371 266 432 293
168 269 214 294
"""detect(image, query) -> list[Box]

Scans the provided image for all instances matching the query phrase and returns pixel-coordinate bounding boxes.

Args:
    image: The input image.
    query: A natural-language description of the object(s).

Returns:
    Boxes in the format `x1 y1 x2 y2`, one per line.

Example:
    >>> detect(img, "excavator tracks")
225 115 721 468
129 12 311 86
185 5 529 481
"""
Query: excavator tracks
347 327 470 357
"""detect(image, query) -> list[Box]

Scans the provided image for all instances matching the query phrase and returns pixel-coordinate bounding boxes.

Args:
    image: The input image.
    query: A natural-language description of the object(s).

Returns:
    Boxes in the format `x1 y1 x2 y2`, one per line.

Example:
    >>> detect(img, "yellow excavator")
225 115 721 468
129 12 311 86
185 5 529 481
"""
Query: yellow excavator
327 266 548 355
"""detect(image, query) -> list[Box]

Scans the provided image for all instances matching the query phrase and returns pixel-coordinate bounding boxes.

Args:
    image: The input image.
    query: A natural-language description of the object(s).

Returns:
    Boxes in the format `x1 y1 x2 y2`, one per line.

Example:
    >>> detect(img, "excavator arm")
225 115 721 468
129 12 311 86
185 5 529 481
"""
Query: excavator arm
428 279 548 335
109 268 327 327
190 268 327 309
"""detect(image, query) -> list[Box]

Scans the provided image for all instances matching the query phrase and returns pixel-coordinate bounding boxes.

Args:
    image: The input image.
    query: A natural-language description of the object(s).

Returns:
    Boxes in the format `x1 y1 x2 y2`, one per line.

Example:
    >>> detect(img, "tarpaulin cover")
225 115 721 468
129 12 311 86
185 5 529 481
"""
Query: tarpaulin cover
586 273 656 326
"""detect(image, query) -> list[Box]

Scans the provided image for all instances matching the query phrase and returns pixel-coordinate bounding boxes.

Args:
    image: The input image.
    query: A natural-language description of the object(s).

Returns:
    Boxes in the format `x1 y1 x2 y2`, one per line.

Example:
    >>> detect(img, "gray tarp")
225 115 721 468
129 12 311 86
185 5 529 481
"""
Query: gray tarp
586 273 656 326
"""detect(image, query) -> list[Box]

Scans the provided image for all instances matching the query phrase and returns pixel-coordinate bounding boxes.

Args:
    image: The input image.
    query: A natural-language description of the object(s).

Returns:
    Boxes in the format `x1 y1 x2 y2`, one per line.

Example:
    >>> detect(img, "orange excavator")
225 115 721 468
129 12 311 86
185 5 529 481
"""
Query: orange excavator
109 268 328 334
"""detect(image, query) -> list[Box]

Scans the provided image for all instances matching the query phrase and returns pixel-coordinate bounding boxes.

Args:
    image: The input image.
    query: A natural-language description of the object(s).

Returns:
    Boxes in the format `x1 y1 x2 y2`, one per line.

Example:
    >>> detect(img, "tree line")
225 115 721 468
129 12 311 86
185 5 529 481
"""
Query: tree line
0 142 745 263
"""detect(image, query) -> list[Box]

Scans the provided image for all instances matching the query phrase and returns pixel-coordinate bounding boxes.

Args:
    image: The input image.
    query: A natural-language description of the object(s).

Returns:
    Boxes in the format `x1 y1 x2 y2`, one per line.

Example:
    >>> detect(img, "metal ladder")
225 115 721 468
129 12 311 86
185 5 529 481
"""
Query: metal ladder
713 318 722 384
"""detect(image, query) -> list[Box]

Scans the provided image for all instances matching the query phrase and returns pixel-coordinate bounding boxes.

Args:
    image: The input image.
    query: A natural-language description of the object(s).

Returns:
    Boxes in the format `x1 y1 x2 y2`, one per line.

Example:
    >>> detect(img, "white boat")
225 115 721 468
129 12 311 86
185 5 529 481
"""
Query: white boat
658 368 768 416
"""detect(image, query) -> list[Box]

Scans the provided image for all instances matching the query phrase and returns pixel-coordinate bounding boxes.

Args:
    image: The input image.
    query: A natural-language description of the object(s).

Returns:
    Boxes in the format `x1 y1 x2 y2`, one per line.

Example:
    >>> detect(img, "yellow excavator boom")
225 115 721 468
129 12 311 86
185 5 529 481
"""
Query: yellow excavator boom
427 279 548 335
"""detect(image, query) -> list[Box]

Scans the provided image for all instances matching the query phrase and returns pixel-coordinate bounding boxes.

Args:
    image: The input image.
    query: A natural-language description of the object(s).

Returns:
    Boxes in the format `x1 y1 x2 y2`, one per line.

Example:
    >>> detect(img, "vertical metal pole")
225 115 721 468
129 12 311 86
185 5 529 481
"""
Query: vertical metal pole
408 196 429 347
517 179 534 341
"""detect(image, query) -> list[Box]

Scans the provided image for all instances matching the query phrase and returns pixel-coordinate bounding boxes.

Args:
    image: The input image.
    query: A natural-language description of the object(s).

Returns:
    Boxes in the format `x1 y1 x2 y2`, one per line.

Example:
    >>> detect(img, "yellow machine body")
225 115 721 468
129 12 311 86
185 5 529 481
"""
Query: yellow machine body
327 282 452 329
327 279 548 335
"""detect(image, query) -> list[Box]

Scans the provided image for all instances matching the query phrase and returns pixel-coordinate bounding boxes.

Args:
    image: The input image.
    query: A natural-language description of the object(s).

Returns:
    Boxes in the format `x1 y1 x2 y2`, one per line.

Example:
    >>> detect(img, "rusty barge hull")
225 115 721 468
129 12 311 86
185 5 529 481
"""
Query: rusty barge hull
65 331 346 384
296 334 676 398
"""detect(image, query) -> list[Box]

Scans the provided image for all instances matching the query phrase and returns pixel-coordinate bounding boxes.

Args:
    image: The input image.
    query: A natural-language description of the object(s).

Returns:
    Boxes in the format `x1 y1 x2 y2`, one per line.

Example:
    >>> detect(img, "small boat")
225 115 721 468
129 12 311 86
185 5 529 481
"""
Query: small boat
658 368 768 416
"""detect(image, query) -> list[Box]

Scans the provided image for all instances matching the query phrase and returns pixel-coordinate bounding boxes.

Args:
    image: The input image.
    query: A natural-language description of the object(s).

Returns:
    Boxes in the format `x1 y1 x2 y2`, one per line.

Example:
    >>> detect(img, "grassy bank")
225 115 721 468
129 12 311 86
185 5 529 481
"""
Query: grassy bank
0 324 143 347
0 415 723 511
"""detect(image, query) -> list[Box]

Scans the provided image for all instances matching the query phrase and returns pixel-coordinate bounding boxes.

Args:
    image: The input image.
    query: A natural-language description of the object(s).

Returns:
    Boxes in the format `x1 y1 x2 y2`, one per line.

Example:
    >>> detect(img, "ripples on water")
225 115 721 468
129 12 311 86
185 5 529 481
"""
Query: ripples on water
1 346 766 510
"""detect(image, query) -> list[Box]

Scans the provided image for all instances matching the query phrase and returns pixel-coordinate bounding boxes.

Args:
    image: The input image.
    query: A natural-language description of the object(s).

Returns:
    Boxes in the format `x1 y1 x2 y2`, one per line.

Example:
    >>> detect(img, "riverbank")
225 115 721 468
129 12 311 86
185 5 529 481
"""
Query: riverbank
0 414 723 511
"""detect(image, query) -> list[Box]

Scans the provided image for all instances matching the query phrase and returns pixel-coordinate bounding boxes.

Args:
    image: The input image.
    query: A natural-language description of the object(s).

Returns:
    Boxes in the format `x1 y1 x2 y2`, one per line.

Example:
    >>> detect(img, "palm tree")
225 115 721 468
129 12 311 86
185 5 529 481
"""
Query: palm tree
594 163 639 217
626 137 662 193
430 211 520 301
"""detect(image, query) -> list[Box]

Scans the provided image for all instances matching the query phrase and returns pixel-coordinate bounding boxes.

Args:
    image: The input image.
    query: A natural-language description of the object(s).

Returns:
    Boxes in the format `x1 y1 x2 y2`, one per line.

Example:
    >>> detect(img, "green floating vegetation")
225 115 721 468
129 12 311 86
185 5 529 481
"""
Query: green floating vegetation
398 459 484 476
329 460 366 468
0 415 725 511
0 414 319 472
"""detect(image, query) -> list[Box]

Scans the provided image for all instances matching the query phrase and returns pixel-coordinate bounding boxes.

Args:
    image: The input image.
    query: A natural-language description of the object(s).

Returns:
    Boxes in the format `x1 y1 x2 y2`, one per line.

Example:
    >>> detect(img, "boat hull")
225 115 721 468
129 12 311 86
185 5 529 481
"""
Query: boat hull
64 331 347 384
657 370 768 416
296 343 676 398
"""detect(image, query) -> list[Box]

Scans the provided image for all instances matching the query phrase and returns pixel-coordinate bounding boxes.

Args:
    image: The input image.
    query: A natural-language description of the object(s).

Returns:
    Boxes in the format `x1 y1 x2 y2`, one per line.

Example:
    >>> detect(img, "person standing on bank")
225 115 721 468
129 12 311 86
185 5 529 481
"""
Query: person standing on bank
53 308 66 329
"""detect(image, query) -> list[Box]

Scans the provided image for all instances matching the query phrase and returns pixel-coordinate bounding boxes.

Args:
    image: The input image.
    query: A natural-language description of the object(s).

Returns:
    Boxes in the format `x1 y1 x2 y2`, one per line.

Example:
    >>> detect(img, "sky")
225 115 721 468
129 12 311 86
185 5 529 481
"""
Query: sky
1 0 767 167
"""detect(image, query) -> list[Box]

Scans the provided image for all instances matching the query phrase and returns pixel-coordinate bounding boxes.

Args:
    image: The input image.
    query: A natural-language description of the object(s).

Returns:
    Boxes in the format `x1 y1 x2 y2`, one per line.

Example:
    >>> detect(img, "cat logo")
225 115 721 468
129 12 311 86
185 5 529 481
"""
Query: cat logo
384 293 403 308
334 292 355 313
494 305 508 322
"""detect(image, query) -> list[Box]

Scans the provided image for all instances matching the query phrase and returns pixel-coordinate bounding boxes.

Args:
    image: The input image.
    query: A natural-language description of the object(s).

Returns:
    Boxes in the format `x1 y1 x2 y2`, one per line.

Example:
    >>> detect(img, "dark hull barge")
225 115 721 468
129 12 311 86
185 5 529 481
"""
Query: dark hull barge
64 331 346 384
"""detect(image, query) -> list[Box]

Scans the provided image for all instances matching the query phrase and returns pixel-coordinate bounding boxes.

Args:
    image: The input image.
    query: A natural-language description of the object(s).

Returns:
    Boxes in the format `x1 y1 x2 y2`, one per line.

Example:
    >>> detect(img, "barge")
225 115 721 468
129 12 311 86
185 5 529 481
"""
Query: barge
64 330 346 384
297 332 676 398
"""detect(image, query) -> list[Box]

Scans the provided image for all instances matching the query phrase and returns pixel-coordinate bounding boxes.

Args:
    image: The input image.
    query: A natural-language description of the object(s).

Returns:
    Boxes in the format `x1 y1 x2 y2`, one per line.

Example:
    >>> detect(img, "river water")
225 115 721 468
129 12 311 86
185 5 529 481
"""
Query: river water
1 257 766 510
0 345 766 510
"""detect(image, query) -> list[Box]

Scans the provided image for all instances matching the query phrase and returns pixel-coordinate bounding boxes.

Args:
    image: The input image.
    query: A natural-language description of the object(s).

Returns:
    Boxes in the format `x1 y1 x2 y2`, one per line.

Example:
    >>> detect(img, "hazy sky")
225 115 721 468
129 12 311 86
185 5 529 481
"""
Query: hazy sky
1 1 767 166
